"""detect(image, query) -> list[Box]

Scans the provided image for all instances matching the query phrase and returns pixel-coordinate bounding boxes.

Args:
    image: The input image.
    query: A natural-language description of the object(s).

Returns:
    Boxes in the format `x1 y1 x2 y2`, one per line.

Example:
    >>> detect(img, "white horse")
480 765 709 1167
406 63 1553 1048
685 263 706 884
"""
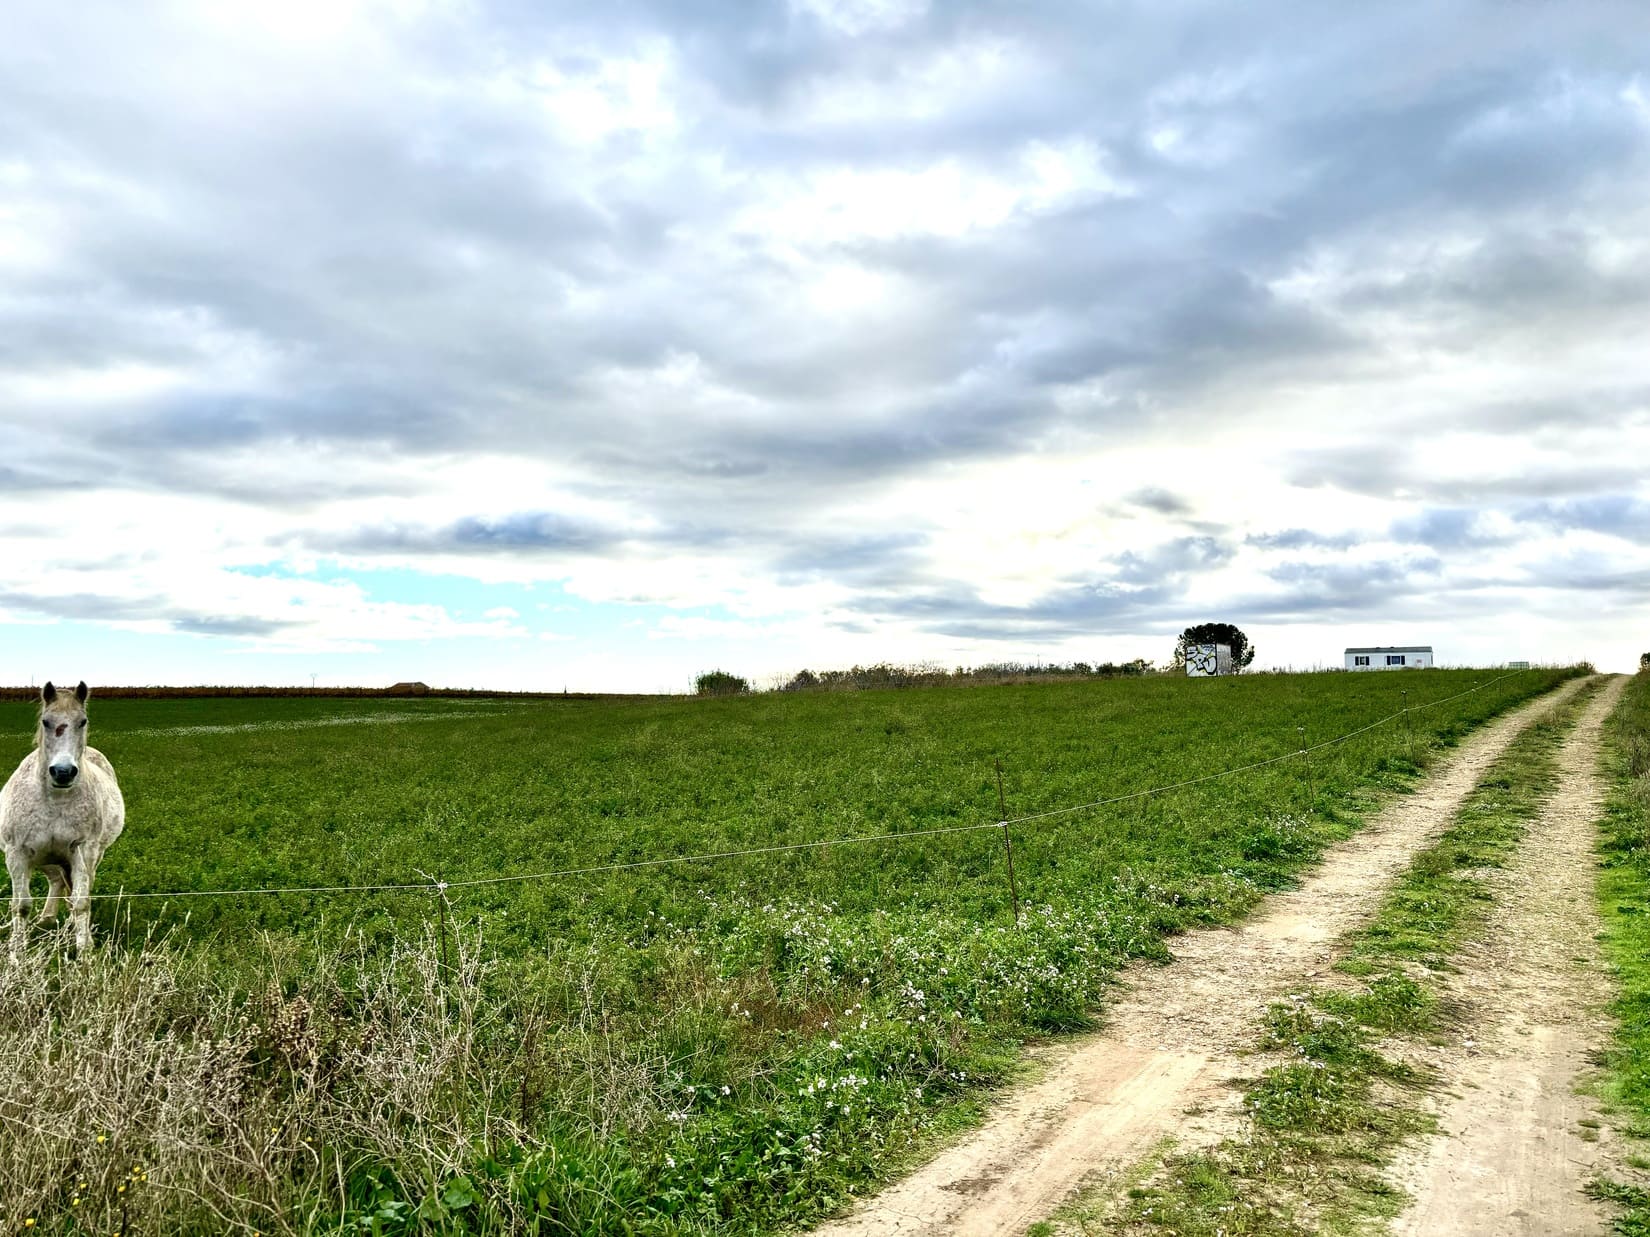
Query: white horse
2 681 125 954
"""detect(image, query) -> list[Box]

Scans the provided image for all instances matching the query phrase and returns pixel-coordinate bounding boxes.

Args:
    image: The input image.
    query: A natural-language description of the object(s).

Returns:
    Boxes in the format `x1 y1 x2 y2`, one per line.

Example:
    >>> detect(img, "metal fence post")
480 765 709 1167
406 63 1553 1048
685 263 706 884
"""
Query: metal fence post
995 760 1021 927
1298 724 1314 806
436 876 451 974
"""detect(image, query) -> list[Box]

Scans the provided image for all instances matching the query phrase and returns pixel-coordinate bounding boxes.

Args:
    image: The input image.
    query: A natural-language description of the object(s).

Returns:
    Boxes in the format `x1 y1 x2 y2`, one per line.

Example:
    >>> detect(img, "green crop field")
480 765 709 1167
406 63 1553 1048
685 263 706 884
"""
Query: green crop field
0 668 1579 1235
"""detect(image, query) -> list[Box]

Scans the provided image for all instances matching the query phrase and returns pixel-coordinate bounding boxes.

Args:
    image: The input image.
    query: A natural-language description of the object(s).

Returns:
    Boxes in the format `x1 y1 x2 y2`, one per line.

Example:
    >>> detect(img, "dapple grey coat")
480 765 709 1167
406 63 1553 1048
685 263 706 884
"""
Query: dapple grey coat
2 681 125 953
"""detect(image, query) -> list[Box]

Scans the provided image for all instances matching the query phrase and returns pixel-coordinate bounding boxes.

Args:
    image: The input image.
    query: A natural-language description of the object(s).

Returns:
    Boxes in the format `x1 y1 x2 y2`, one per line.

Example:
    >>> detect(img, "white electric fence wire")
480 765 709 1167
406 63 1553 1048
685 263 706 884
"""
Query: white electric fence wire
18 671 1525 904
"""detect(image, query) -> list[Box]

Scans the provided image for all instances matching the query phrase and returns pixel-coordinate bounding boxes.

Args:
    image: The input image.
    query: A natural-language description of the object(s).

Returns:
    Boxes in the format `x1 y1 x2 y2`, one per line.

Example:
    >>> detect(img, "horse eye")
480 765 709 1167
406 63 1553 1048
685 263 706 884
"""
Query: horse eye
78 719 88 729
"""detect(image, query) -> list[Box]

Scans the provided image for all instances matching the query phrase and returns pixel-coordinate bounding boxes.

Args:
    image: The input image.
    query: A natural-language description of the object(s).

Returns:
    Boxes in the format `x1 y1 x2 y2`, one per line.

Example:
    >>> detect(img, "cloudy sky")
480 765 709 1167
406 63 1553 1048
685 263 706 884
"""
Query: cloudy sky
2 1 1647 691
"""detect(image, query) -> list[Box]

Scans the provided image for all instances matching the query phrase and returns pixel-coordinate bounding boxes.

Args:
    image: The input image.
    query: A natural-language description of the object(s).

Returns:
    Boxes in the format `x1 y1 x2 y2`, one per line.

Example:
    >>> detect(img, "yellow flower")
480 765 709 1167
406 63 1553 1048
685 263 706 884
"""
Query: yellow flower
96 1134 107 1143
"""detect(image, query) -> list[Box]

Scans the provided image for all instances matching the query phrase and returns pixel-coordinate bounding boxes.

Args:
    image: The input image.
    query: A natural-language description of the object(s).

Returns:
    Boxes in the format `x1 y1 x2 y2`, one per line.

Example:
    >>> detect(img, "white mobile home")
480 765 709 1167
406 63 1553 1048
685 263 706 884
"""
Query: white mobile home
1186 643 1233 676
1345 646 1433 671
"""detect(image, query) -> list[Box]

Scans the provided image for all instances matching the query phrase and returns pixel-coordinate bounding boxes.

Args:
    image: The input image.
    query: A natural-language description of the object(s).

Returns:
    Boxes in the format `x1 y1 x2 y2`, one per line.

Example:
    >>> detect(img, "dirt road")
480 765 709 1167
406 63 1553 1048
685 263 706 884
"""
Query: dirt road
810 677 1592 1237
1388 675 1625 1236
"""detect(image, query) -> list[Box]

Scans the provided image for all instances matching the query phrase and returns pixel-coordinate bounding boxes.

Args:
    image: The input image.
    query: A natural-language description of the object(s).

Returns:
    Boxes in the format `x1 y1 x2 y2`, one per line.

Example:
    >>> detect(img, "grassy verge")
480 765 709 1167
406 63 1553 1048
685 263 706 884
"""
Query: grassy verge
0 669 1582 1234
1049 677 1598 1236
1592 670 1650 1234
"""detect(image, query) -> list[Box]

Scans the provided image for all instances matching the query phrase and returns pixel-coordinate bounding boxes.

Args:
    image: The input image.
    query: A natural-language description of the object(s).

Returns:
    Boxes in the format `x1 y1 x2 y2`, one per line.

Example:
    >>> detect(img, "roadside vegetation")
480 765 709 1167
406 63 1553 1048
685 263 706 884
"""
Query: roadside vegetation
0 668 1579 1233
694 669 753 696
1050 677 1597 1236
1593 668 1650 1233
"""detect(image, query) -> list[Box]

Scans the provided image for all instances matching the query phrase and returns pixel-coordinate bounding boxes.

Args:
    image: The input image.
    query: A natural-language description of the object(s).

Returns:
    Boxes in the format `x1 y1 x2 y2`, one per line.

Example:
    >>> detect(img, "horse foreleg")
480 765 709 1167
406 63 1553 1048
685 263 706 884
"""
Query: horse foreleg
5 850 30 957
68 848 95 954
41 868 67 919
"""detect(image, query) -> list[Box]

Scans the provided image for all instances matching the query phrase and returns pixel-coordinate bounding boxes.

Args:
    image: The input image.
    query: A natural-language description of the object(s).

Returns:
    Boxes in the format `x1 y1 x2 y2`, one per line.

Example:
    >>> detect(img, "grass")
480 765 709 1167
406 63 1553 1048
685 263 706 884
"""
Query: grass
1592 669 1650 1234
0 668 1579 1234
1052 676 1597 1236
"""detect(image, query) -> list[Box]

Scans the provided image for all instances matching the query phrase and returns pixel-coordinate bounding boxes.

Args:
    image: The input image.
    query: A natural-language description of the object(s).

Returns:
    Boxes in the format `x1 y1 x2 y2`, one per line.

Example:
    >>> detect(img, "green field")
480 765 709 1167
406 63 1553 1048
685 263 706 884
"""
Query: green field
0 668 1579 1234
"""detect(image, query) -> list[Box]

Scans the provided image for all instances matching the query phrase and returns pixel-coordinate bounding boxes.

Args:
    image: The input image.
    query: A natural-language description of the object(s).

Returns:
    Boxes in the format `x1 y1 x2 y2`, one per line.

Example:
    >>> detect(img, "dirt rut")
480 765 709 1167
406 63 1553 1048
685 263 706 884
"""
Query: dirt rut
811 677 1591 1237
1387 675 1625 1236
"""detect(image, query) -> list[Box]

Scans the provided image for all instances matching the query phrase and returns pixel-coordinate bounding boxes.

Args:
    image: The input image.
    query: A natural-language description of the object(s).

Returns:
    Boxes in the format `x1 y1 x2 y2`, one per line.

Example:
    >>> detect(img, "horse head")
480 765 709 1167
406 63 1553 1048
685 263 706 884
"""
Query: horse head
38 680 90 790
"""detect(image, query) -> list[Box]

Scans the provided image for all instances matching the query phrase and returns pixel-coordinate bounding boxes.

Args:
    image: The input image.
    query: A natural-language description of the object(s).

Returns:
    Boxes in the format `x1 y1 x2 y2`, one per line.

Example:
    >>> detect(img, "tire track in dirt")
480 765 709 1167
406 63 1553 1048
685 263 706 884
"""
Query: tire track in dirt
1387 675 1626 1236
810 676 1593 1237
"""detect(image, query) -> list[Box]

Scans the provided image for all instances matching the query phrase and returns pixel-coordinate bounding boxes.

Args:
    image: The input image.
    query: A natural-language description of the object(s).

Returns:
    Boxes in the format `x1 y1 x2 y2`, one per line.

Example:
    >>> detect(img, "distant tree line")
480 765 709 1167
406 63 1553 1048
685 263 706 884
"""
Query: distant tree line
775 659 1155 693
0 685 599 701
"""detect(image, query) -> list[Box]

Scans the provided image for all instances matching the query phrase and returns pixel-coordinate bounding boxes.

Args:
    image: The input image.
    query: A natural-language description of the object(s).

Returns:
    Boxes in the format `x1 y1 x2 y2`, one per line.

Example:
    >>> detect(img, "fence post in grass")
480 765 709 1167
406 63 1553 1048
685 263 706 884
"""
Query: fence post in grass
995 760 1021 928
435 874 452 975
1297 724 1314 808
1402 689 1411 757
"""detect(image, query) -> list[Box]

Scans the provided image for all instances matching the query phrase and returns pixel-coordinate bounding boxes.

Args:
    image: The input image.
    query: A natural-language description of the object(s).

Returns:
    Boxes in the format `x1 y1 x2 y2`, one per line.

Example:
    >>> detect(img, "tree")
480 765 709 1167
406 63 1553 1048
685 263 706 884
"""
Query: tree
694 670 750 696
1173 622 1256 672
1640 651 1649 672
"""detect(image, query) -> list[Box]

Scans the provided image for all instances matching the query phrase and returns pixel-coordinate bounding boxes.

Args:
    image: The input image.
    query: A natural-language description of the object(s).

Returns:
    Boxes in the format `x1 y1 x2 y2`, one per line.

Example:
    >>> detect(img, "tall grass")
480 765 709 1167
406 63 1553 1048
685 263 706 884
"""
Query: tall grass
0 926 508 1232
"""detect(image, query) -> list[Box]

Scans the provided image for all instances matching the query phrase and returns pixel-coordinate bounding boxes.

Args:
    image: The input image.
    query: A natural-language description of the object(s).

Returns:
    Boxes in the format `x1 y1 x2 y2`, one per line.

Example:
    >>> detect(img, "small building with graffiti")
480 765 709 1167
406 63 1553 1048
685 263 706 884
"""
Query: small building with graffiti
1185 643 1233 676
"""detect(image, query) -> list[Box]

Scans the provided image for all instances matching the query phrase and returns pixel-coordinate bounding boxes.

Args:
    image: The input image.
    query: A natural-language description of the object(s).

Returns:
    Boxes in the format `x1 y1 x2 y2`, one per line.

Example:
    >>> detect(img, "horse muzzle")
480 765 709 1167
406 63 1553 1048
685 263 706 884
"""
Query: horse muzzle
48 764 78 789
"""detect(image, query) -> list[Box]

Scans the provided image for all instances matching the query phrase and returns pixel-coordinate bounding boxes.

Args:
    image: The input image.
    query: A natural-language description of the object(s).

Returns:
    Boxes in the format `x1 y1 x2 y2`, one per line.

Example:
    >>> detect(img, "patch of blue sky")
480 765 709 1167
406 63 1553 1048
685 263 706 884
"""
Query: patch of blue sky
224 561 760 644
0 618 356 689
232 559 545 618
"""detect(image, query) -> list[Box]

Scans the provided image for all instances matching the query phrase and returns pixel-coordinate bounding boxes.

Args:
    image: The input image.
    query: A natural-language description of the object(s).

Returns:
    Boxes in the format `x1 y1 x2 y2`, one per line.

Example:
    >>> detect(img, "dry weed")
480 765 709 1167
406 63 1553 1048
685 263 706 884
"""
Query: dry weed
0 924 520 1233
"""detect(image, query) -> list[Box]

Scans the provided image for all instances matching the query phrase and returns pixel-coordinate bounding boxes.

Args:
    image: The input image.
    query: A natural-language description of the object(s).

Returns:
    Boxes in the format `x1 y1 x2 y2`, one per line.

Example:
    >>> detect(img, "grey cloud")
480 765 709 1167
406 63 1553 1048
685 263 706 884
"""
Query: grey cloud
1126 486 1192 516
171 615 293 637
1113 536 1234 585
1462 388 1650 434
327 513 634 557
1513 495 1650 543
1340 226 1650 345
0 467 61 493
1288 448 1645 503
772 532 929 585
844 534 1230 640
324 513 934 594
1246 556 1448 619
1508 547 1650 597
864 579 1177 641
1247 528 1362 551
0 587 300 638
1390 507 1516 550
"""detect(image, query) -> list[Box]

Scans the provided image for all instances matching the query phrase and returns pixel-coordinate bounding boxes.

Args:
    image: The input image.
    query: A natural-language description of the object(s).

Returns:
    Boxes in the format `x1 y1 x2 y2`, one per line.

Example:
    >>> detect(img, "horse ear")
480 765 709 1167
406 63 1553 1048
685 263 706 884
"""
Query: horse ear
42 681 56 704
76 681 90 704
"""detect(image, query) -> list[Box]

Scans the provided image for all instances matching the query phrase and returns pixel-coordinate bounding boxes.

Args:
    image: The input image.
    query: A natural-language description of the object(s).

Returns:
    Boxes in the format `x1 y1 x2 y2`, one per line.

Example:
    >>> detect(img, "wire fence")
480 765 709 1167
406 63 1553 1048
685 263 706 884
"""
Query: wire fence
9 670 1536 907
